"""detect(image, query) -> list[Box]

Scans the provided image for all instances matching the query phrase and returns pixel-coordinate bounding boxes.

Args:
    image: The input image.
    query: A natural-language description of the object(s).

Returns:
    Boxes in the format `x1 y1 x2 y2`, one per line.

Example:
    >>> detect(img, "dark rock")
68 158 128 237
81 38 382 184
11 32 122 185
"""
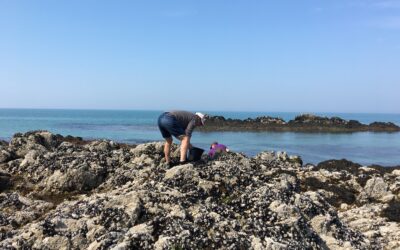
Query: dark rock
381 200 400 222
369 121 400 131
0 140 8 147
289 114 347 126
208 115 226 122
0 171 11 191
247 116 286 125
346 120 363 128
63 135 85 145
199 113 399 133
0 150 14 163
301 176 357 207
315 159 363 176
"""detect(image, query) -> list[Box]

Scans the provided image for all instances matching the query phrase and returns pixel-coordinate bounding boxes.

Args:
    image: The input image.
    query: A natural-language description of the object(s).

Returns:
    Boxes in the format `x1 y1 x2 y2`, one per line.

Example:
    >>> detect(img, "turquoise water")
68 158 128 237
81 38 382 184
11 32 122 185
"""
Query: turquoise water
1 109 400 166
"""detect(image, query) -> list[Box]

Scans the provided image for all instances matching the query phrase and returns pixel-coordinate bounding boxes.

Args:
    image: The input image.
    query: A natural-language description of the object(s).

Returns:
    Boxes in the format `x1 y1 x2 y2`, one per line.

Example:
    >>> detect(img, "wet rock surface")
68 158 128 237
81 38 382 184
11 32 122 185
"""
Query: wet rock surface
199 113 400 132
0 131 399 249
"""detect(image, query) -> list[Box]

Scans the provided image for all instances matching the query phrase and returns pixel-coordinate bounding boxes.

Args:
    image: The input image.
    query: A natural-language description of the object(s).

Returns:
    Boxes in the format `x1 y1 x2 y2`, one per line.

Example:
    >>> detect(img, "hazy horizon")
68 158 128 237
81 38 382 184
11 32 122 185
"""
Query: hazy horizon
1 0 399 113
0 107 399 115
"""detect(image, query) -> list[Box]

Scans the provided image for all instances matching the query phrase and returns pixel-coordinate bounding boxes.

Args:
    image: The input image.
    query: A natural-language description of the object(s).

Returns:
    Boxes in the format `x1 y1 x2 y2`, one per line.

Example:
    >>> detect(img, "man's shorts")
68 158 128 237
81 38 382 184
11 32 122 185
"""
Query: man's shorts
158 112 185 139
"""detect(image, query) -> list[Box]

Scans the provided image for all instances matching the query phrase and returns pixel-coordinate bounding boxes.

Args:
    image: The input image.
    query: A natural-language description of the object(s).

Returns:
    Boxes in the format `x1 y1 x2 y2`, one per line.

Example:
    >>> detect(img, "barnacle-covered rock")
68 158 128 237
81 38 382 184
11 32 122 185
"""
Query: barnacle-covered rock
0 131 399 249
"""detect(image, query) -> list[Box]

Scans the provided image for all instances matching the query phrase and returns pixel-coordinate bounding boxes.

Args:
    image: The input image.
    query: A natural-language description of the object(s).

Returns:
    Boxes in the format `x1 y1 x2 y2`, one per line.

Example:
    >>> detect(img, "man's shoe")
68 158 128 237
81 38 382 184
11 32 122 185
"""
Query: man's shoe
165 161 176 168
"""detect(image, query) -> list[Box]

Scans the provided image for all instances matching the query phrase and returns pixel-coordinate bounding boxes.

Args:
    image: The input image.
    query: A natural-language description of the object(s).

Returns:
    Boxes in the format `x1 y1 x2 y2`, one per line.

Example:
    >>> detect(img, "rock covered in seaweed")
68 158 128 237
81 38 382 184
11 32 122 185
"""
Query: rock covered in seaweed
0 131 399 249
200 113 400 132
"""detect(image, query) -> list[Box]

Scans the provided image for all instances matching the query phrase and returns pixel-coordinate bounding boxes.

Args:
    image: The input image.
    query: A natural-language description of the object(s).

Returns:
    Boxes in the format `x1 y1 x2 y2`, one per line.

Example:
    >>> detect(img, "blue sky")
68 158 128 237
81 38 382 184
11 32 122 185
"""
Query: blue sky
0 0 399 113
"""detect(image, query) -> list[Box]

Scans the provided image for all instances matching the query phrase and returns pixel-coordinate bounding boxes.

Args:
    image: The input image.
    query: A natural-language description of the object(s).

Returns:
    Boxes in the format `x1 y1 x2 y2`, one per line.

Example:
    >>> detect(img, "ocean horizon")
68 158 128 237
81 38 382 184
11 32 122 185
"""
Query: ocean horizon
1 108 400 166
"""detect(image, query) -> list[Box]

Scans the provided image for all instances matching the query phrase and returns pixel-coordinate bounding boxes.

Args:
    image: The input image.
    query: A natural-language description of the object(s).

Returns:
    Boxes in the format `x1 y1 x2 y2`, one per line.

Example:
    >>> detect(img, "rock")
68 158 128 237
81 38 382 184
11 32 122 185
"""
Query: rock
41 166 105 195
369 121 400 131
154 236 172 250
9 131 63 158
164 163 195 180
0 192 54 231
269 200 296 219
0 130 399 249
263 237 287 250
340 203 349 210
200 113 399 132
32 235 71 249
289 155 303 166
363 177 390 201
86 140 115 152
0 149 13 163
0 170 11 191
252 116 286 125
0 140 8 147
381 200 400 222
339 203 400 249
129 142 164 157
276 151 288 161
36 131 63 149
20 150 39 167
381 194 396 203
256 151 275 161
392 169 400 176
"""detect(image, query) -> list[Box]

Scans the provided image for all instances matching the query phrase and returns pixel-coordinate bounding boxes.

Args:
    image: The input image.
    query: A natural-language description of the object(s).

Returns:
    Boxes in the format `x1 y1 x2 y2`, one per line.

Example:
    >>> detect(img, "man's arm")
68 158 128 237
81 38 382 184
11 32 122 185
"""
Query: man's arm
185 119 197 137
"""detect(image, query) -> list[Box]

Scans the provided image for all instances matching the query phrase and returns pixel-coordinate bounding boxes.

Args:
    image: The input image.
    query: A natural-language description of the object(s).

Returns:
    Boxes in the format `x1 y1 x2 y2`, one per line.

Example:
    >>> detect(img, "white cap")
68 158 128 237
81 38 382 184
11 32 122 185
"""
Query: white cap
195 112 206 125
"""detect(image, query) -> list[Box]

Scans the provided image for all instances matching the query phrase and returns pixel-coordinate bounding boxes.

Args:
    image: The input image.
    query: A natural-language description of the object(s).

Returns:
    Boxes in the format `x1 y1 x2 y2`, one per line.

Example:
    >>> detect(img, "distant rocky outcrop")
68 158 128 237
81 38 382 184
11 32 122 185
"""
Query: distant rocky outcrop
0 131 400 249
199 113 400 132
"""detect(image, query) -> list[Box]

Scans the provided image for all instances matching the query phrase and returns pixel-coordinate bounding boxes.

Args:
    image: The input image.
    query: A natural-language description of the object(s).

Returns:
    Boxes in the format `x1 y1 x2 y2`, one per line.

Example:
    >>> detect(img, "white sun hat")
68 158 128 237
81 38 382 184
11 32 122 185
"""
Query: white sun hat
195 112 206 125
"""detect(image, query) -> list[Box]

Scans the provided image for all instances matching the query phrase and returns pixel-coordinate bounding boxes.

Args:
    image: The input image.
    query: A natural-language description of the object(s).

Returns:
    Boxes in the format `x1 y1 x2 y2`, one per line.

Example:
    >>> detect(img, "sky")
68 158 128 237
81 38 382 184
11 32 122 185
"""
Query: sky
0 0 399 113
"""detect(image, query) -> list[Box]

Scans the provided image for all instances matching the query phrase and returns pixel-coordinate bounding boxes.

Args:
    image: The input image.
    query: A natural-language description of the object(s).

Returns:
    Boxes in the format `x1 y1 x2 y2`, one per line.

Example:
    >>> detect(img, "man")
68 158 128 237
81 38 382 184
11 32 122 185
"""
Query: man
158 110 206 166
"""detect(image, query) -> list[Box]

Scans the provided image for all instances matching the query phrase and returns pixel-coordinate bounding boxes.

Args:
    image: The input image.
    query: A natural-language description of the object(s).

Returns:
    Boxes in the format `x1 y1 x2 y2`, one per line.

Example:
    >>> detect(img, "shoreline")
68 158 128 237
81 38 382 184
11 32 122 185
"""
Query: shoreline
1 129 399 167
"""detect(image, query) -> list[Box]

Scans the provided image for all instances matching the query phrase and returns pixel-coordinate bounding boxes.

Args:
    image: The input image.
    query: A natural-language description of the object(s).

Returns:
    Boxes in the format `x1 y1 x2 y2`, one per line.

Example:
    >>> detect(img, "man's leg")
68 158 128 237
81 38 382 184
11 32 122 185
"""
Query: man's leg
179 135 190 162
164 137 173 163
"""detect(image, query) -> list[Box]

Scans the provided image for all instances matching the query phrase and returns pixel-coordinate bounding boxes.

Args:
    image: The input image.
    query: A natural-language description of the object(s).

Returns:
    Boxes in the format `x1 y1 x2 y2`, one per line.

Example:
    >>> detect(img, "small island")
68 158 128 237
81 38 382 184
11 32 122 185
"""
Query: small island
198 114 400 133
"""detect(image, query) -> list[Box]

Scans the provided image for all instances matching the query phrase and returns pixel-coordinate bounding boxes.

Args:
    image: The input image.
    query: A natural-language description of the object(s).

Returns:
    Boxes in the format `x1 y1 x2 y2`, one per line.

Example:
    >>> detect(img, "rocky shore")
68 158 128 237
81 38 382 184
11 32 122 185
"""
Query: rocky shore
198 114 400 132
1 131 400 249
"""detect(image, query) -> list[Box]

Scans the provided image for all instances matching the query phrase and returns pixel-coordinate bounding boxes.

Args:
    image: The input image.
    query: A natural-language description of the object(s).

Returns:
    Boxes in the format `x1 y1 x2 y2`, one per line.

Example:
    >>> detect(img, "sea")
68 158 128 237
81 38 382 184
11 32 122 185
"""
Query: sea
1 109 400 166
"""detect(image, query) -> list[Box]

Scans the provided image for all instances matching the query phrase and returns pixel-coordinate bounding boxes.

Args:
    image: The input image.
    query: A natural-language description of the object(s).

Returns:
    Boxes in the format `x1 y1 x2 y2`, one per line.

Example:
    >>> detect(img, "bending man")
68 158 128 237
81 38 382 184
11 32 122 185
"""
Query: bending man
158 110 206 166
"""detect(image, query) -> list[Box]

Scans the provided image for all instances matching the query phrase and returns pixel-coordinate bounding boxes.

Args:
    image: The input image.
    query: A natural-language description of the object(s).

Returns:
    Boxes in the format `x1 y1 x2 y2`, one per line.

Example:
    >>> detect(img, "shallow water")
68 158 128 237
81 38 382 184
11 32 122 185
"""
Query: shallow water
1 109 399 166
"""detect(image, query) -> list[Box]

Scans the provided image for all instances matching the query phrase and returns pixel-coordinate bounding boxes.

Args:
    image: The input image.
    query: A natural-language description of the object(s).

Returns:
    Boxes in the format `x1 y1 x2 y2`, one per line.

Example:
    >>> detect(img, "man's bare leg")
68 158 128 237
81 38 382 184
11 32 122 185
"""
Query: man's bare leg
164 137 173 163
179 135 190 162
